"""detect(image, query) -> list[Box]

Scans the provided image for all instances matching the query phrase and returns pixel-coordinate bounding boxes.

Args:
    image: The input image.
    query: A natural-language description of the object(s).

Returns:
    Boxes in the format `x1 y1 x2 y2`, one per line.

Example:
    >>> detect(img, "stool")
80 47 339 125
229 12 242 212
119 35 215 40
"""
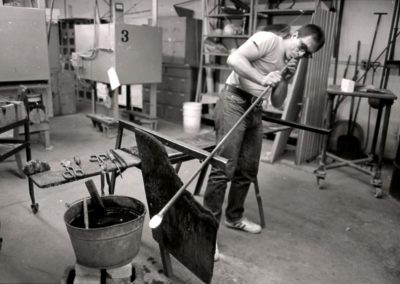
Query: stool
60 263 136 284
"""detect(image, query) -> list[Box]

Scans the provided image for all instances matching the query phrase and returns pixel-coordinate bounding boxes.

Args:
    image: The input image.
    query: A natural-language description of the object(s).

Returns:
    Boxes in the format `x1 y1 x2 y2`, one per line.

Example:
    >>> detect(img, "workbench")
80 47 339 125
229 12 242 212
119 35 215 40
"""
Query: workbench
28 111 330 213
27 122 220 214
27 118 328 281
314 85 397 197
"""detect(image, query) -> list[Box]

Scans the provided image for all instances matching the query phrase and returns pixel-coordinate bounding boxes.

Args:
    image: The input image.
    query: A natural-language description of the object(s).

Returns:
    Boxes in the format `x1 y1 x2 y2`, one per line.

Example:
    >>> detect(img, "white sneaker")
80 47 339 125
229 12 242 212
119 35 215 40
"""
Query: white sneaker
214 242 219 262
224 217 262 234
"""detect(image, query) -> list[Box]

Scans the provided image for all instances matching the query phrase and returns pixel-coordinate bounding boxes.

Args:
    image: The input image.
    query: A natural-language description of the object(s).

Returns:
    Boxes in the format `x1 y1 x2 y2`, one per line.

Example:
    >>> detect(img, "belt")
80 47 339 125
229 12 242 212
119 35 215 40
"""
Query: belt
224 84 261 105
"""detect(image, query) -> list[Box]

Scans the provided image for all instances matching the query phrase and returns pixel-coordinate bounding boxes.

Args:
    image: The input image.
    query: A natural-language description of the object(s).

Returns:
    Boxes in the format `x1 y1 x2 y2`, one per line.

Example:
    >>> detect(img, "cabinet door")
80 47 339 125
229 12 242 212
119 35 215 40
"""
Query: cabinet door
170 42 186 64
159 17 187 42
164 91 192 107
165 76 195 93
162 41 186 64
164 105 183 123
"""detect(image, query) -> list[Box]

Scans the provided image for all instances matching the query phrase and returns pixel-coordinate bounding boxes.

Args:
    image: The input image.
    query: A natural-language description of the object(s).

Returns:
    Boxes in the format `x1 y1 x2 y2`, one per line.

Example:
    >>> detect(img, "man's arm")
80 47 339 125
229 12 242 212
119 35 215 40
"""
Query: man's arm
226 40 281 87
270 80 289 108
270 58 299 108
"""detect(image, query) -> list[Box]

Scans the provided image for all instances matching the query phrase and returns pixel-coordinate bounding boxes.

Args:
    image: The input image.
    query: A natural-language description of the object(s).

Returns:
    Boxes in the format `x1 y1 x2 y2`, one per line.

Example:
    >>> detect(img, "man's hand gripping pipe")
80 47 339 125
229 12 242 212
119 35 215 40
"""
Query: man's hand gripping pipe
149 60 296 229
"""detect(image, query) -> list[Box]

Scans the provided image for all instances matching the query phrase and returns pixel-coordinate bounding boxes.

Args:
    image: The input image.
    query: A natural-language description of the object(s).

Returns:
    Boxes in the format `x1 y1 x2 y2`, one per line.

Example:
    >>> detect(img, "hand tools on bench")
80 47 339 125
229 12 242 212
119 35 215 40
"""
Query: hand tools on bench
89 154 108 165
89 154 110 195
73 156 84 175
107 150 122 178
110 149 128 167
60 160 84 180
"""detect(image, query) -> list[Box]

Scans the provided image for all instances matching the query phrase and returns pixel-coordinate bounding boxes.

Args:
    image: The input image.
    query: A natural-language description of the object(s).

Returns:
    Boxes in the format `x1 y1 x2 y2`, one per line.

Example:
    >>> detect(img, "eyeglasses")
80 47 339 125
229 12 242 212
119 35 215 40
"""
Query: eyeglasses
298 39 313 58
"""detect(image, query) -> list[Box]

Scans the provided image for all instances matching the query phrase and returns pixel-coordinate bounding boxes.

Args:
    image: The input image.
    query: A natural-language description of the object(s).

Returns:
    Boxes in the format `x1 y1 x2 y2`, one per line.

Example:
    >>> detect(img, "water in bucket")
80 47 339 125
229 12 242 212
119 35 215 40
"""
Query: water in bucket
183 102 202 134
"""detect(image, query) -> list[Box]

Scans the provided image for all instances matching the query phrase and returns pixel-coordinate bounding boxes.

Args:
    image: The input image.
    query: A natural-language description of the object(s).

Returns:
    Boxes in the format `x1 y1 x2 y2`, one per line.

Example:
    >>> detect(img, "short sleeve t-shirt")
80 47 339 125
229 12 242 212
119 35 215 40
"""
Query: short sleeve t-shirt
225 31 286 97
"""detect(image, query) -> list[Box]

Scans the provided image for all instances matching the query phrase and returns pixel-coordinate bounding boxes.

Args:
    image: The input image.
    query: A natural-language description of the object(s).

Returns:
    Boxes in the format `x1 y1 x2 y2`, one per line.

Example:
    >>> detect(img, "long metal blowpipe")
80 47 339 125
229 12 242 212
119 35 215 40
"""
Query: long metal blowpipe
149 61 295 229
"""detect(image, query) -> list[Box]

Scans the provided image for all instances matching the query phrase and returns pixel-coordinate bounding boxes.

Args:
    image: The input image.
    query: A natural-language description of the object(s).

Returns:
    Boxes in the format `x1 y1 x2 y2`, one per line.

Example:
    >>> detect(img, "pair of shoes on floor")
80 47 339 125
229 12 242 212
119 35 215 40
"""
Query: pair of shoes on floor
224 217 262 234
214 242 219 262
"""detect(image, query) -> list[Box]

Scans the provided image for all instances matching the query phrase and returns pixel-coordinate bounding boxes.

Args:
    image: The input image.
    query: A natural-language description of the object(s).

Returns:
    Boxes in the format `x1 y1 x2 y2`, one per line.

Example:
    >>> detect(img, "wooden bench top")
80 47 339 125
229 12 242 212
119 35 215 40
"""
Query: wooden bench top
29 149 141 188
29 132 218 189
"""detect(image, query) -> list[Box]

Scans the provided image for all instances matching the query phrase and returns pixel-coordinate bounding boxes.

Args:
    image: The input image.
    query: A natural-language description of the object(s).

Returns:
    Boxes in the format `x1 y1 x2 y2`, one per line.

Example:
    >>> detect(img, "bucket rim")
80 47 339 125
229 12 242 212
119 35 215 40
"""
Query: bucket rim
183 101 202 106
64 195 146 231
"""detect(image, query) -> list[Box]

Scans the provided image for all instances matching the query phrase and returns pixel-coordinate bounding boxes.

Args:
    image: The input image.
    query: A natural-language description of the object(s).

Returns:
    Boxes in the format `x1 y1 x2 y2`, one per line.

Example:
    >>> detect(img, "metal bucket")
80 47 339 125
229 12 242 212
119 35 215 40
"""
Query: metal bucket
64 195 146 269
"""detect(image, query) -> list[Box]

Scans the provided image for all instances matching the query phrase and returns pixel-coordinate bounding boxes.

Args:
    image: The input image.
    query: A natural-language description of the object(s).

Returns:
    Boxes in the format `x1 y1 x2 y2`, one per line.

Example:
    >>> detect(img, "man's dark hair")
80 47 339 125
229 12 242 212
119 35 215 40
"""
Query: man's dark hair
297 24 325 52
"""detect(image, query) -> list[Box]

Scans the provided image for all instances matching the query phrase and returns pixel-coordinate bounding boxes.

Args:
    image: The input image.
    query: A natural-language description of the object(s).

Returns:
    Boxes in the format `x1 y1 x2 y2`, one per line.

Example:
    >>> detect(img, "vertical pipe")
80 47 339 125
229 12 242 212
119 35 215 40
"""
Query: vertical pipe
195 0 206 102
64 0 67 18
370 105 383 156
333 0 346 85
112 89 119 121
377 103 392 174
152 0 158 26
362 13 387 85
83 197 89 229
380 0 400 88
149 0 158 118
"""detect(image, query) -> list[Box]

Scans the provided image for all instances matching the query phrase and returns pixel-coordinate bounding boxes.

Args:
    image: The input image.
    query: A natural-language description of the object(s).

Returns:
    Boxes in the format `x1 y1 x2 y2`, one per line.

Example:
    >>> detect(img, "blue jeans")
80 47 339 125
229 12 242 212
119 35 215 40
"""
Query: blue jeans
203 87 263 223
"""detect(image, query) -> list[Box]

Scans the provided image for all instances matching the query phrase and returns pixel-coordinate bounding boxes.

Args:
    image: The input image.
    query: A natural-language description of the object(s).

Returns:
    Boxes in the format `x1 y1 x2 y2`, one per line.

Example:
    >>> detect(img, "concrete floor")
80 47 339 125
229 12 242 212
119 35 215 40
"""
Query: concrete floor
1 103 400 284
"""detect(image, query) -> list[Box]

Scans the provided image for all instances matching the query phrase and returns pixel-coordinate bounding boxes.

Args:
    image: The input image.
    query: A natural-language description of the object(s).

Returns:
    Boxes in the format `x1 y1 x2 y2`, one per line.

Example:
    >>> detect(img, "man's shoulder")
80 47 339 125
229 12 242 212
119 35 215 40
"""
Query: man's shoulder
250 31 281 50
252 31 280 39
250 31 281 44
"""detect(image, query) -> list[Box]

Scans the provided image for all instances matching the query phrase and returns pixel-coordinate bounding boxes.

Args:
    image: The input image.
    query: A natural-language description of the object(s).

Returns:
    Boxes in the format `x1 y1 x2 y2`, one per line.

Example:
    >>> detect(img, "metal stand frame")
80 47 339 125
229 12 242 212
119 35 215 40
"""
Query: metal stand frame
314 86 397 197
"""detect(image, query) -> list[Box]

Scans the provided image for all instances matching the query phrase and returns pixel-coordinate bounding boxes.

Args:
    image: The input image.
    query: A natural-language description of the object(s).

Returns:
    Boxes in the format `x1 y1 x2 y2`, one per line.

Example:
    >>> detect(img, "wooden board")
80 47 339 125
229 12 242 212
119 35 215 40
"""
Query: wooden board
135 128 218 284
264 58 309 163
296 8 337 164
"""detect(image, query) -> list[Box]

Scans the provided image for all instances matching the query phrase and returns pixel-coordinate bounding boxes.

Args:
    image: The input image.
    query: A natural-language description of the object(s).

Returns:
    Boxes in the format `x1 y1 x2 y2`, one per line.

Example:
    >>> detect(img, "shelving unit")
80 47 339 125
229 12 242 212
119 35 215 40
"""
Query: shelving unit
196 1 318 124
196 0 254 111
252 0 315 31
253 8 314 33
58 18 94 105
252 1 315 117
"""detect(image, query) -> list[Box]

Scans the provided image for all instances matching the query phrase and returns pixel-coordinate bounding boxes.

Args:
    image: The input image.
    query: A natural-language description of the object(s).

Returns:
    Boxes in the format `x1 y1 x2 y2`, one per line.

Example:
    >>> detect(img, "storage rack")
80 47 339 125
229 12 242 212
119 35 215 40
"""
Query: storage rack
196 0 254 118
58 18 94 102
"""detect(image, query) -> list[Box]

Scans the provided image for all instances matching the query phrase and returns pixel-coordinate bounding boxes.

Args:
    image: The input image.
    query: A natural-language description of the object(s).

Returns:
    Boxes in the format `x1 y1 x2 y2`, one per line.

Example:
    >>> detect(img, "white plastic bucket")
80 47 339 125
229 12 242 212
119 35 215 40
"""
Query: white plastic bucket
341 78 355 92
183 102 202 134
